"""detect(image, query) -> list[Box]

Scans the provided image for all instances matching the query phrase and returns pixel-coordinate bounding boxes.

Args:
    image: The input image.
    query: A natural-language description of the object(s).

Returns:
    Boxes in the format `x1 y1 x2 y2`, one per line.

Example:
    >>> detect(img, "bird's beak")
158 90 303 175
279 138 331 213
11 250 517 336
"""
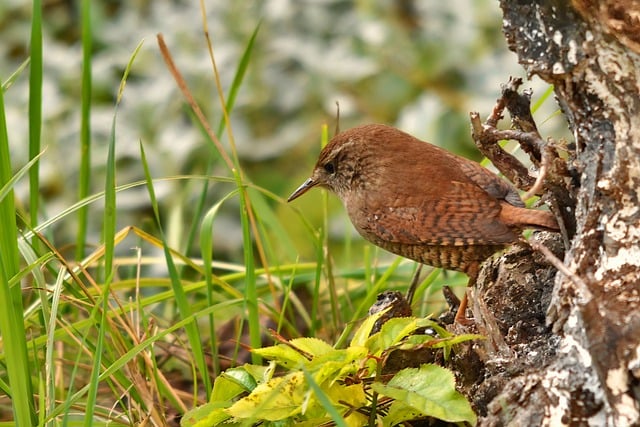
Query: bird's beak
287 178 318 202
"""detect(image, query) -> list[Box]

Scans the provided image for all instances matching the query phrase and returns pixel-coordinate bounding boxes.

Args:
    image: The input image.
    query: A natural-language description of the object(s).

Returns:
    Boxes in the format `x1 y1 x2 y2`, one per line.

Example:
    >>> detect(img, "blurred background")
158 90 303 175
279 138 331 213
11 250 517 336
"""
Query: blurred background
1 0 568 270
0 2 575 422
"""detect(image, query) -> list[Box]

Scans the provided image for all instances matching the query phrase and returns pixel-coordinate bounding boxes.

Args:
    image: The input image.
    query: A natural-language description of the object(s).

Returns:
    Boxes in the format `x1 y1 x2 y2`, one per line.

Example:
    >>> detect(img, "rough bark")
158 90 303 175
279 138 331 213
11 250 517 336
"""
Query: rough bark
470 1 640 426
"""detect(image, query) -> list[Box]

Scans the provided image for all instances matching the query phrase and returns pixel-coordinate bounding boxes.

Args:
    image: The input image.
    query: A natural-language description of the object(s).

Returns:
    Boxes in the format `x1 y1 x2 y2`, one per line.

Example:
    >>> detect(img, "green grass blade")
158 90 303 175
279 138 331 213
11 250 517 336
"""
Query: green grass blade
0 66 37 426
83 60 118 427
311 125 331 336
235 173 262 364
139 140 212 396
45 268 67 421
45 300 236 422
83 272 113 426
182 23 260 259
247 188 297 261
17 176 234 242
101 39 143 276
214 22 260 137
0 263 37 425
531 84 554 113
200 188 240 376
1 58 30 92
28 0 43 228
76 0 93 260
83 40 143 423
102 110 117 275
334 257 404 348
199 16 265 361
0 149 46 203
302 369 348 427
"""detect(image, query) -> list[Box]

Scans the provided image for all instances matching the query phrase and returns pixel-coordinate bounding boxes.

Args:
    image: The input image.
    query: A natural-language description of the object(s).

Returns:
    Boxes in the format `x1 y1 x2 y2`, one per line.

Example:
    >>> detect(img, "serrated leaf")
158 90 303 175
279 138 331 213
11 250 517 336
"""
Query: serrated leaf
381 402 422 426
244 361 276 383
372 364 476 425
212 367 255 401
307 345 367 368
309 360 346 386
288 337 334 357
180 403 231 427
253 344 311 368
325 383 366 409
366 317 420 354
264 420 294 427
393 333 482 353
429 333 484 348
226 371 307 421
306 346 368 384
296 412 369 427
350 307 389 347
334 346 369 377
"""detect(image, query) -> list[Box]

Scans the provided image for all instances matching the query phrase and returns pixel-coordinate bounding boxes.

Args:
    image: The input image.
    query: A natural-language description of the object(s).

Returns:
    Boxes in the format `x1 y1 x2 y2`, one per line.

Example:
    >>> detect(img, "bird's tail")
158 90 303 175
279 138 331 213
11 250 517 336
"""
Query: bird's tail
500 203 559 232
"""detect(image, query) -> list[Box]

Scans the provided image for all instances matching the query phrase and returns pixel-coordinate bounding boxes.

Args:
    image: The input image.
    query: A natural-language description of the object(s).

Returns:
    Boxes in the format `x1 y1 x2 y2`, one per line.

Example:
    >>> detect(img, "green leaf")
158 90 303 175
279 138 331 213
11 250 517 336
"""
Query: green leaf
243 361 276 384
253 344 311 369
372 364 476 425
350 307 388 347
302 369 350 427
200 188 240 377
421 333 485 349
211 370 253 402
324 382 366 411
366 317 421 354
226 371 307 421
288 337 334 357
181 403 232 427
306 346 367 385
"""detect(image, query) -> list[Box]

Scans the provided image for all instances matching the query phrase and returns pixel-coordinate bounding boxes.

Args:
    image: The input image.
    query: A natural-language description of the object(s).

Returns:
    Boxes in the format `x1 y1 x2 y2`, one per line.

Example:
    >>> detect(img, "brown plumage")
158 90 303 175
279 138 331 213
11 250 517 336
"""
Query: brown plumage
288 124 558 318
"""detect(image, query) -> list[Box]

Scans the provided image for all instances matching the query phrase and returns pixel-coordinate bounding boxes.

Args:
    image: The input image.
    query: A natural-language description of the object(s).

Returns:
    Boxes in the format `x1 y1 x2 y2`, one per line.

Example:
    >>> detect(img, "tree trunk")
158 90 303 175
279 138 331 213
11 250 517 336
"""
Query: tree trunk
472 1 640 426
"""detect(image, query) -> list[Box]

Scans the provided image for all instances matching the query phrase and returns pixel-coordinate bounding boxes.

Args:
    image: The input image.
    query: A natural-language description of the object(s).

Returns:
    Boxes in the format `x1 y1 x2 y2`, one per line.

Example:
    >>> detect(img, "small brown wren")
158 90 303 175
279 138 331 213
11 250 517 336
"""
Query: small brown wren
288 124 558 318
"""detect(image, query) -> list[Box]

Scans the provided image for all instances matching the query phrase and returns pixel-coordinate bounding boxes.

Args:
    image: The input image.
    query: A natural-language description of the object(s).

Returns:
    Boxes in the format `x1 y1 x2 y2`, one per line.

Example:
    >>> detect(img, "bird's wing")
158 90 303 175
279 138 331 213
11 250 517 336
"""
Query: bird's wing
354 181 518 246
453 158 525 207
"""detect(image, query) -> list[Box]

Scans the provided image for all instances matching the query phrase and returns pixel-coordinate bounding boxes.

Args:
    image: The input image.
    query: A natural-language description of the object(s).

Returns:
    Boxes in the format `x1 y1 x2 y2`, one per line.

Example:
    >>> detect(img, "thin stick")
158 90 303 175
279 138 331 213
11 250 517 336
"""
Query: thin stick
156 34 235 172
528 239 592 300
521 148 549 200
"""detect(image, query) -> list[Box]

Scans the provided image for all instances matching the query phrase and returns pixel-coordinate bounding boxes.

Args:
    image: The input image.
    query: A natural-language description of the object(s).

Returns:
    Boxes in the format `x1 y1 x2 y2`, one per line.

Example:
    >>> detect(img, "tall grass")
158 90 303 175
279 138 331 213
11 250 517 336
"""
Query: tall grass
28 0 42 231
0 76 38 427
75 0 93 261
0 3 460 425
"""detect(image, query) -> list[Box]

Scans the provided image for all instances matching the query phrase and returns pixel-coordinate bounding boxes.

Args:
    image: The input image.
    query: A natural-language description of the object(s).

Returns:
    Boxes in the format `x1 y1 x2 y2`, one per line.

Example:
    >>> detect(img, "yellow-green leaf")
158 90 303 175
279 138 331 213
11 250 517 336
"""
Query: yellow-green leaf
181 403 231 427
325 383 366 409
243 361 276 383
226 371 307 421
350 308 388 347
288 337 334 357
253 344 310 368
366 317 419 354
372 364 476 425
212 368 254 401
306 346 368 384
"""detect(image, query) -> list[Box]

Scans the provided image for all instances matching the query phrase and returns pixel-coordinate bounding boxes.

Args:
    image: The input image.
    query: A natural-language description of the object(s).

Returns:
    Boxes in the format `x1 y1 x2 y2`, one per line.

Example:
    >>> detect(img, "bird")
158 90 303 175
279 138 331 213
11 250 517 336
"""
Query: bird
288 124 559 321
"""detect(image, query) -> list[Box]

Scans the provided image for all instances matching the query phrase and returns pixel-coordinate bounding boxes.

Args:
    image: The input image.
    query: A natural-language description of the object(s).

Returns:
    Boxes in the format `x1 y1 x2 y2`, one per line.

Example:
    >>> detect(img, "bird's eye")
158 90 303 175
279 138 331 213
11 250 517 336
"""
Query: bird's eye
323 161 336 174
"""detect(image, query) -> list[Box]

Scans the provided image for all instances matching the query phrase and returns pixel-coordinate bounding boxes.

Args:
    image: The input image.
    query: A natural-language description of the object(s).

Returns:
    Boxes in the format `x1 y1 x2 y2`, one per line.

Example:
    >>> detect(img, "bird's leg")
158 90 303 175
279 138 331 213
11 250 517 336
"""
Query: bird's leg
454 292 470 324
453 263 480 324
